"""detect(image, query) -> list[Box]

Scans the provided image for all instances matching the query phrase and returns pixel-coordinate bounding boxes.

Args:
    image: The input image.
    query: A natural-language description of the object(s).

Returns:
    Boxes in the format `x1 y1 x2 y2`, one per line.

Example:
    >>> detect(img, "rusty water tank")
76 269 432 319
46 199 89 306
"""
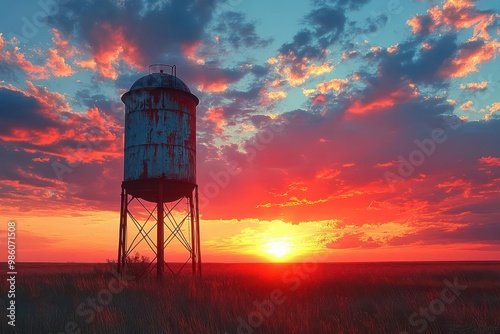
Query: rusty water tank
121 65 199 202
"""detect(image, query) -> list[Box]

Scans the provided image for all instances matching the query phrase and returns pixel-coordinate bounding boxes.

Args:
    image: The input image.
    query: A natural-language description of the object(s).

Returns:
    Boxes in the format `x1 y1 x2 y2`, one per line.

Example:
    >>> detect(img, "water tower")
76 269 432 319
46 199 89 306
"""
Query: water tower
117 64 201 278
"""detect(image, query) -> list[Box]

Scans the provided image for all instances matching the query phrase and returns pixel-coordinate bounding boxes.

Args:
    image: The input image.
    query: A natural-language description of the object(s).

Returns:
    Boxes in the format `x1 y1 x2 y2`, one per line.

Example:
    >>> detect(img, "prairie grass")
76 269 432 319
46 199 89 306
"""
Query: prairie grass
1 262 499 333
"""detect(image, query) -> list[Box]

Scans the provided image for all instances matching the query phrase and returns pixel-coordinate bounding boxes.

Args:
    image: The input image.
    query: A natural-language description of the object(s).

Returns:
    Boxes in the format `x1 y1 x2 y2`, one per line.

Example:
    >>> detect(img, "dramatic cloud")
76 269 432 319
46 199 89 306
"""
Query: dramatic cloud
0 88 59 134
46 49 75 77
73 22 142 79
0 81 123 214
213 11 273 50
267 4 350 87
439 38 500 78
0 43 48 80
407 0 499 39
47 0 219 79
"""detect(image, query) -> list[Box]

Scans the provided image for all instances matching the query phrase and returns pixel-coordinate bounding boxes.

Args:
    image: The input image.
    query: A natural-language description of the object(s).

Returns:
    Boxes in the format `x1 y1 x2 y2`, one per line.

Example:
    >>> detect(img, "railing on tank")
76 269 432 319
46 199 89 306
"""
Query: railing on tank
149 64 176 77
148 64 177 90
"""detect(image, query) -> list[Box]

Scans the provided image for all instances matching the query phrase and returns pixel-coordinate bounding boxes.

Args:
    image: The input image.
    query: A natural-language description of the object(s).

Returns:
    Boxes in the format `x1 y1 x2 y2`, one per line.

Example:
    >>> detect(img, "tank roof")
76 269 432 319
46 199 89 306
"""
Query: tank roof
129 73 192 93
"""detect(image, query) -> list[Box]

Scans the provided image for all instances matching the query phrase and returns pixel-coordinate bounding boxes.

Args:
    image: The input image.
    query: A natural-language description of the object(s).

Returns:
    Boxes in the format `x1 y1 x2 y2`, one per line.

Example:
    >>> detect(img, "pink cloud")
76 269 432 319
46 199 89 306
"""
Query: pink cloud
51 29 77 58
0 46 49 80
182 41 205 65
479 156 500 166
25 81 70 112
75 23 143 79
347 85 418 114
47 49 75 77
1 31 76 79
198 80 229 93
204 107 225 134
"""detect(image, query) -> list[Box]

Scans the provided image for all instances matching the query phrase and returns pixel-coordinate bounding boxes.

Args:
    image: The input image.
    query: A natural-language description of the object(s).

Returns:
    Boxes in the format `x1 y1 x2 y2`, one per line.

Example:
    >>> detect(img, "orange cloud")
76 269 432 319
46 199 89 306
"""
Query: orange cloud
283 62 333 86
422 42 433 50
479 156 500 166
437 178 469 189
75 23 142 79
460 81 488 92
0 128 62 146
387 44 399 53
25 81 70 112
198 81 228 93
484 102 500 120
488 102 500 112
408 0 499 39
47 49 75 77
260 89 287 105
182 41 205 65
374 161 397 168
0 83 121 163
439 38 500 78
316 78 348 94
302 88 315 97
407 15 425 34
0 31 77 79
460 100 474 111
51 29 77 58
315 168 340 180
204 107 225 133
270 51 334 87
0 46 48 80
341 50 358 61
312 95 327 105
472 13 498 40
439 0 497 38
256 194 336 208
348 86 418 114
266 57 278 65
266 91 287 100
75 58 97 70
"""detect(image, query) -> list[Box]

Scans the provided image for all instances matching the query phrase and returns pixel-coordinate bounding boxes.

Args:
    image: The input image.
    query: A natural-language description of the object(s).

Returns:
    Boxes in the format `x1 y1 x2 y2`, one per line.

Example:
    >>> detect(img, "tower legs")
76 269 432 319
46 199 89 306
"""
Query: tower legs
157 181 164 279
195 185 202 276
117 182 201 278
118 186 127 274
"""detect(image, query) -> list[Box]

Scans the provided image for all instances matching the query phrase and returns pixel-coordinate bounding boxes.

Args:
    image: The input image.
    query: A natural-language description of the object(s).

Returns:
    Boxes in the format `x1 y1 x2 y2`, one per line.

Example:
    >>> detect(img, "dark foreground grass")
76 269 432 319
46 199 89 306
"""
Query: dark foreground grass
1 262 499 333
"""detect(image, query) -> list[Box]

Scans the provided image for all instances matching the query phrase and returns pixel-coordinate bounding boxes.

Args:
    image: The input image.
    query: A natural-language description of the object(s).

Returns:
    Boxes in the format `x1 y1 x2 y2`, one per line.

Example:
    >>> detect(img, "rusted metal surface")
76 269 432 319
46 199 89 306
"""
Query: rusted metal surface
121 74 198 193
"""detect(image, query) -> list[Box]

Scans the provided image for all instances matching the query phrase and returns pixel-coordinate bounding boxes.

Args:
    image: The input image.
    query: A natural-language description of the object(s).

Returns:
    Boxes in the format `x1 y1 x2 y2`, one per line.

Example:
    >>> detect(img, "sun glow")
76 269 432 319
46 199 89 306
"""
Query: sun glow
263 238 293 261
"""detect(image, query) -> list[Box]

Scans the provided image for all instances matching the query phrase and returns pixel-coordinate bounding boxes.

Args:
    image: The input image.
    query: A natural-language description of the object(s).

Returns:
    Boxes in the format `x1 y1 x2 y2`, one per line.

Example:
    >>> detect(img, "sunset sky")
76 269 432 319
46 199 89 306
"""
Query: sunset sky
0 0 499 263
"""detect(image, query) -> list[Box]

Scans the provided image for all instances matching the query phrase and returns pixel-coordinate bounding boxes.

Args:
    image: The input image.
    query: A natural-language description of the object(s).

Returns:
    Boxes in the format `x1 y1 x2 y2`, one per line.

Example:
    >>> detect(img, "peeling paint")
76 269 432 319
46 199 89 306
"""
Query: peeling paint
122 83 198 186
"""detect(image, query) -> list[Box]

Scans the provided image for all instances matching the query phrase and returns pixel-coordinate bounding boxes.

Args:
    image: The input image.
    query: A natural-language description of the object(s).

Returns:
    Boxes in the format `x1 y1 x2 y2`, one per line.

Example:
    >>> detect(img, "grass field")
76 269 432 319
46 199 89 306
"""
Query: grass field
1 262 500 333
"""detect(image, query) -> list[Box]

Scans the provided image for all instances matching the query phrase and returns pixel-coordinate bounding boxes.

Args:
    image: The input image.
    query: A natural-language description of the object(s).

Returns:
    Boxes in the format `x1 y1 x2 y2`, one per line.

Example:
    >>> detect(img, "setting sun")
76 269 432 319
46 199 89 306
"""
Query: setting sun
264 238 292 261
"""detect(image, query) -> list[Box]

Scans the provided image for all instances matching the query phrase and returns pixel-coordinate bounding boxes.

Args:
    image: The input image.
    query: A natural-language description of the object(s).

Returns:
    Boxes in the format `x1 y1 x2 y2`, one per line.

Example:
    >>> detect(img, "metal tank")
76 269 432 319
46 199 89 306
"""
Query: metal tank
121 64 199 202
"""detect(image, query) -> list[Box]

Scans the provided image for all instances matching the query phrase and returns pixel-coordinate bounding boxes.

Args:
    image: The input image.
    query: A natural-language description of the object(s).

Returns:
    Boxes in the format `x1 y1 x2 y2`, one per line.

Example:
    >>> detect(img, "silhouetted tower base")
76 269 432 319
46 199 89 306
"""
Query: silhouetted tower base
117 180 201 278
